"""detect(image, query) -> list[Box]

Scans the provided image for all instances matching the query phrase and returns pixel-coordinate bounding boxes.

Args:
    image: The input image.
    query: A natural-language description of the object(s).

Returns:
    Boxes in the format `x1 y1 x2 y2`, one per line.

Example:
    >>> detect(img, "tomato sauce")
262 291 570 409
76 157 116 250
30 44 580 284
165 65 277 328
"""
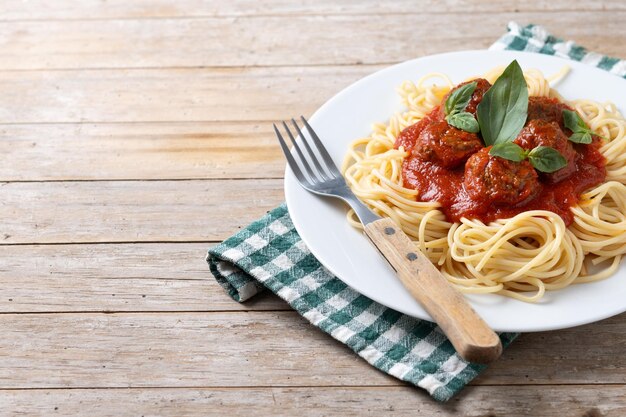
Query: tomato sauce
396 93 606 226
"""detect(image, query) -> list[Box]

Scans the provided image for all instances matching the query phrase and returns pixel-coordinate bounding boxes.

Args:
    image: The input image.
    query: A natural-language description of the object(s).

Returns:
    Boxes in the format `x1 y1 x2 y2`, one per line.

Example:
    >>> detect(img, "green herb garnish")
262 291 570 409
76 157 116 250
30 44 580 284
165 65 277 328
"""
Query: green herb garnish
444 81 479 134
563 109 598 144
477 60 528 146
445 82 477 116
480 61 567 174
444 60 573 174
489 142 567 173
527 146 568 173
489 142 526 162
447 111 480 133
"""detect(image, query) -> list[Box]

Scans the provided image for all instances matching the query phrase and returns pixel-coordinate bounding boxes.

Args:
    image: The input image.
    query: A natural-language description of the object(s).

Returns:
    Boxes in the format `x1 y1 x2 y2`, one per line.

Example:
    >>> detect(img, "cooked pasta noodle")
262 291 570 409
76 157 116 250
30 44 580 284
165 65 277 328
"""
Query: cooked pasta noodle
342 67 626 302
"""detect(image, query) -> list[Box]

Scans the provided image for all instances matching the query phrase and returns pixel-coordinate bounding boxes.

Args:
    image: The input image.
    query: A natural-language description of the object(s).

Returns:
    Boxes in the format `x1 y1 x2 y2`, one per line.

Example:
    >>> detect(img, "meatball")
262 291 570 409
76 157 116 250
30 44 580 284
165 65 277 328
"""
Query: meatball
514 119 577 183
436 78 492 119
464 147 539 205
526 96 572 130
413 120 483 168
394 115 433 153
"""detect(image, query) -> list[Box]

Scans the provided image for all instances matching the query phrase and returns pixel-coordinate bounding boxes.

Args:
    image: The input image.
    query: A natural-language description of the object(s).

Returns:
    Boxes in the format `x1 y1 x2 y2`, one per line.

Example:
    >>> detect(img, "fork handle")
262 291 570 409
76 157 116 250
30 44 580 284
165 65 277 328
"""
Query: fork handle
364 217 502 364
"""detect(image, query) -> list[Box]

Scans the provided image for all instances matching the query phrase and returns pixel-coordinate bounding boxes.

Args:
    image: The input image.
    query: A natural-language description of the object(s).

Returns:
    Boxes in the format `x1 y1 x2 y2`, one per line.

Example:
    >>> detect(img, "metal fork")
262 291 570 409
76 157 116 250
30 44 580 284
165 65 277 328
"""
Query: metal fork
273 117 378 225
274 117 502 364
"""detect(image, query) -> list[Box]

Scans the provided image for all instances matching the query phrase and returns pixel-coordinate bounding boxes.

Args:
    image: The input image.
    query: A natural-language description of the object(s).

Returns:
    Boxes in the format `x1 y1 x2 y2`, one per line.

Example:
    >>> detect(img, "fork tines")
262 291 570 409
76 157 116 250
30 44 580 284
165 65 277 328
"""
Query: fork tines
273 116 342 187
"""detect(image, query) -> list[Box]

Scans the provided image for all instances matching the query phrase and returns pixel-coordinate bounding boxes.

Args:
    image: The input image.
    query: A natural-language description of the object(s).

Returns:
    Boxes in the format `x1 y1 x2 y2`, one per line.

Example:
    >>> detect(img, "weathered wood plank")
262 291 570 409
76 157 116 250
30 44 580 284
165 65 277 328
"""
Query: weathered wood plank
0 122 283 181
0 13 624 70
2 242 626 386
0 179 284 244
2 386 625 417
0 312 624 388
0 66 377 123
0 0 623 20
0 312 395 388
478 314 626 384
0 243 288 312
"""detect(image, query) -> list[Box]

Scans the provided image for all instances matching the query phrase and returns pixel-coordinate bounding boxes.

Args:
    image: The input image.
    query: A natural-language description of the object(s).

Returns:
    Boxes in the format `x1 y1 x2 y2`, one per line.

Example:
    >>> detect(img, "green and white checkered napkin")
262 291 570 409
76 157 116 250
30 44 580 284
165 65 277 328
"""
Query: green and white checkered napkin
207 22 625 402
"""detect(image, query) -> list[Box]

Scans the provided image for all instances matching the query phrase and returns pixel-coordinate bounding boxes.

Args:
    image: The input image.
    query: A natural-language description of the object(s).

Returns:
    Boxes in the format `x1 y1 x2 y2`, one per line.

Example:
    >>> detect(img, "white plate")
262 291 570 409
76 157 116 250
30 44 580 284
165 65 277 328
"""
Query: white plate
284 50 626 332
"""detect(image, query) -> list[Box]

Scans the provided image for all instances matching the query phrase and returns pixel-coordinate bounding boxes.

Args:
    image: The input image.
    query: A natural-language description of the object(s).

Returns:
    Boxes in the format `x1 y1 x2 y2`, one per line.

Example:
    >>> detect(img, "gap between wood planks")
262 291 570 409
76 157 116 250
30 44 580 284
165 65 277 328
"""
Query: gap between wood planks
0 9 621 22
0 63 388 73
0 240 222 246
1 178 281 183
0 383 625 389
0 0 622 18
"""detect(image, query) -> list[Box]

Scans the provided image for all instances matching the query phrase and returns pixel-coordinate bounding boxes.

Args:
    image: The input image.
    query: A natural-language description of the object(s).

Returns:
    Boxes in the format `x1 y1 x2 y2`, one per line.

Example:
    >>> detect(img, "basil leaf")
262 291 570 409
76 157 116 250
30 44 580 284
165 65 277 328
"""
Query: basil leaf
489 142 526 162
563 109 598 144
527 146 568 173
446 112 480 133
568 131 593 144
445 81 477 116
476 60 528 146
563 109 587 132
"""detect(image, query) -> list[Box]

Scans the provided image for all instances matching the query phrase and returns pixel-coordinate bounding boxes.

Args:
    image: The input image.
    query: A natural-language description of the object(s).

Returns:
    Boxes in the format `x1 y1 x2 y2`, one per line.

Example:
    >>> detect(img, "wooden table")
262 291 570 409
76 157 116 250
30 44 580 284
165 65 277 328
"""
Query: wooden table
1 1 625 415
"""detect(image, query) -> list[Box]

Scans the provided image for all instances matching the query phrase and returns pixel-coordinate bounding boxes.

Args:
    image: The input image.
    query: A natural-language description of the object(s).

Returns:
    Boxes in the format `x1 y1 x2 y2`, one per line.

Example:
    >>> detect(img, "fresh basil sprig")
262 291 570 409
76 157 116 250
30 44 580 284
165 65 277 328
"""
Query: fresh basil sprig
477 60 528 146
447 112 480 133
528 146 568 173
562 109 600 144
489 142 526 162
489 142 567 173
441 60 572 175
444 81 479 134
445 82 477 116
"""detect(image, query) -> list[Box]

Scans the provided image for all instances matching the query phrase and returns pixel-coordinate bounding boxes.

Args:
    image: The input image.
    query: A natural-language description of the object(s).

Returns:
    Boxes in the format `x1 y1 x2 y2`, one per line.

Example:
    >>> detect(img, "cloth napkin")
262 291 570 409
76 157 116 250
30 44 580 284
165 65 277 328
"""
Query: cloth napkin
207 22 625 402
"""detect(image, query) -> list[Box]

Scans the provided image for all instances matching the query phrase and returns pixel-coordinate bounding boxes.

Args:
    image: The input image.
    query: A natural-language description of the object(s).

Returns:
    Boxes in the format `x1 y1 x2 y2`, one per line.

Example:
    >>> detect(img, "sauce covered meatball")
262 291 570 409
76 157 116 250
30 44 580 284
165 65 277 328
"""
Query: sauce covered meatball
526 96 571 129
396 79 606 225
394 115 433 153
435 78 492 119
413 120 483 168
464 147 539 206
514 119 577 183
396 78 491 153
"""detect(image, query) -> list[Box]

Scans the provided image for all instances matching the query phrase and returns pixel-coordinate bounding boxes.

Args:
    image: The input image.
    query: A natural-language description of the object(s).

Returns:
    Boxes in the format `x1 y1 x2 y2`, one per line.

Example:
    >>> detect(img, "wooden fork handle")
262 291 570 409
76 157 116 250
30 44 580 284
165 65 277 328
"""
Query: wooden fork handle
364 217 502 364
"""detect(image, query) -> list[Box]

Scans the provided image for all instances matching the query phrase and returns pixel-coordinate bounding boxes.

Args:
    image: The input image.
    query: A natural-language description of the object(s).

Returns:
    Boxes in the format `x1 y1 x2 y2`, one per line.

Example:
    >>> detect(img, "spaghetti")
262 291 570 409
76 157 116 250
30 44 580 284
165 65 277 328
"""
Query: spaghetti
342 67 626 302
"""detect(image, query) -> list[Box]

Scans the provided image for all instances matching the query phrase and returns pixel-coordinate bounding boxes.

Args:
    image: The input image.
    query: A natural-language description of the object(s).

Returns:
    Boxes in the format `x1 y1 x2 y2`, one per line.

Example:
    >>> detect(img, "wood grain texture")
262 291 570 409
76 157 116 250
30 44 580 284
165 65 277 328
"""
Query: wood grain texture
0 12 624 70
2 386 625 417
0 179 284 244
0 122 284 181
0 243 288 312
0 66 378 123
365 218 501 364
0 243 626 384
0 312 394 388
478 313 626 384
0 311 624 388
0 0 623 20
